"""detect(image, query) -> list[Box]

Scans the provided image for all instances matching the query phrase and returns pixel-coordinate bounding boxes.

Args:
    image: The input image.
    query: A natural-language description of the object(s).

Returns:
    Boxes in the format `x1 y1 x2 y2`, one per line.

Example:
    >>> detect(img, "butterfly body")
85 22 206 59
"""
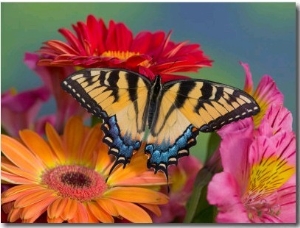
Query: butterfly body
62 68 260 179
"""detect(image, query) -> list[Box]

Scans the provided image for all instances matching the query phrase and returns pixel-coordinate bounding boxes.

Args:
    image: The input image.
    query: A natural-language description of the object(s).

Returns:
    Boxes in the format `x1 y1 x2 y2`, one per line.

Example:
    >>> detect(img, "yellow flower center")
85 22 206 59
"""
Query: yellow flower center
101 50 150 67
42 165 107 202
101 50 139 60
243 155 295 221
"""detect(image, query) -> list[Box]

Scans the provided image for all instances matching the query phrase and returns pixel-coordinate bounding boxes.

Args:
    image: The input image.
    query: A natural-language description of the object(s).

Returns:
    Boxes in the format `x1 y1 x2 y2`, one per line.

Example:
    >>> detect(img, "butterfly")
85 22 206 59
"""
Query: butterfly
61 68 260 180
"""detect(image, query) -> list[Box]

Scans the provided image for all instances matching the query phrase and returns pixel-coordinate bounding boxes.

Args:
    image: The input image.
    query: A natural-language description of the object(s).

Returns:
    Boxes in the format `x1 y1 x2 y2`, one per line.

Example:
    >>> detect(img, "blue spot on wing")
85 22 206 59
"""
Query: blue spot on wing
101 116 141 173
145 125 199 178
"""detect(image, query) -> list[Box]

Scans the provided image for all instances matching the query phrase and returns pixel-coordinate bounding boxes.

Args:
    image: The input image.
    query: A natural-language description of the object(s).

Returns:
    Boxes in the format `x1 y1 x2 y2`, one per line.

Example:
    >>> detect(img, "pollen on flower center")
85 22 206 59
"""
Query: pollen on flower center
101 50 140 61
42 165 107 202
101 50 150 67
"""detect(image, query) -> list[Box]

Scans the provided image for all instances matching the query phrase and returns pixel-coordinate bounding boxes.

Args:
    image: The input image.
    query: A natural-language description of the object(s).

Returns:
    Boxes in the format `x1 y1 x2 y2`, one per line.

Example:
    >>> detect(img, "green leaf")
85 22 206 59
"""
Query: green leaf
205 132 221 162
183 167 214 223
189 185 218 223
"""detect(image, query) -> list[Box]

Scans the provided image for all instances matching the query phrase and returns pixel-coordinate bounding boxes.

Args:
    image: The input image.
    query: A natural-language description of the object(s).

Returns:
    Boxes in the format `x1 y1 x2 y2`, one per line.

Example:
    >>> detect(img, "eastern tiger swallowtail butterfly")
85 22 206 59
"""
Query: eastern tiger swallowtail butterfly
62 68 260 180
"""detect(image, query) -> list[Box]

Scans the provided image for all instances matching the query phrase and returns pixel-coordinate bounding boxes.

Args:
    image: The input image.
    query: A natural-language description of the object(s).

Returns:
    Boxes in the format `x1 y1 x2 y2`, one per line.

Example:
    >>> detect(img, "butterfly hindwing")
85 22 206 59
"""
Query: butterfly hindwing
62 68 151 171
146 79 260 176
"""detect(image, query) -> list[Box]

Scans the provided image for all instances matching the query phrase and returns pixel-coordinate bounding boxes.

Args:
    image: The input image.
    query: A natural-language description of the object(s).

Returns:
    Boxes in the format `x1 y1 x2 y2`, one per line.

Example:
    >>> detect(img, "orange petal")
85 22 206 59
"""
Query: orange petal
14 188 55 208
63 116 84 161
110 199 152 223
138 203 161 217
107 151 148 184
94 141 111 175
8 207 22 222
2 184 41 196
86 202 114 223
114 171 167 186
2 162 38 182
79 124 102 165
2 185 45 204
19 129 57 167
96 198 118 217
104 187 169 204
47 217 64 223
1 135 44 173
85 206 101 223
47 197 67 219
1 171 36 185
68 202 88 223
21 195 57 220
60 198 78 221
45 123 66 163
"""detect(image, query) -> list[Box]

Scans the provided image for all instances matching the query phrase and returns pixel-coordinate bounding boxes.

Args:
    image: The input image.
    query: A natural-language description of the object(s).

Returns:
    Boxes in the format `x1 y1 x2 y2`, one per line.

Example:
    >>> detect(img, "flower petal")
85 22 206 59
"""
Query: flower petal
14 188 55 208
1 135 44 174
207 172 250 223
21 195 56 221
107 150 148 184
95 198 118 217
110 199 152 223
19 129 57 168
60 198 78 221
79 124 102 166
1 166 37 184
68 202 88 223
258 105 293 136
138 203 161 217
86 202 114 223
104 187 169 204
63 116 85 161
47 197 67 219
47 217 64 223
114 171 167 186
8 208 22 222
240 61 253 94
45 123 66 163
2 187 44 205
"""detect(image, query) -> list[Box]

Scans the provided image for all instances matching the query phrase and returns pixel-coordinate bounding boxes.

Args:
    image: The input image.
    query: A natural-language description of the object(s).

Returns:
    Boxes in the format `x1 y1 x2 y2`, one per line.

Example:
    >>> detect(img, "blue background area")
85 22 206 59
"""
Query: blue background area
1 3 296 161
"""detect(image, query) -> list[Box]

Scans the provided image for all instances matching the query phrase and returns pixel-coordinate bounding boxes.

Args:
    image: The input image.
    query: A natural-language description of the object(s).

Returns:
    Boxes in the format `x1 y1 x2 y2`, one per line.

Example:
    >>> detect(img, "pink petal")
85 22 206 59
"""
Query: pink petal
258 104 293 136
207 172 250 223
271 131 296 165
255 75 284 106
217 116 254 140
240 61 253 94
218 134 251 190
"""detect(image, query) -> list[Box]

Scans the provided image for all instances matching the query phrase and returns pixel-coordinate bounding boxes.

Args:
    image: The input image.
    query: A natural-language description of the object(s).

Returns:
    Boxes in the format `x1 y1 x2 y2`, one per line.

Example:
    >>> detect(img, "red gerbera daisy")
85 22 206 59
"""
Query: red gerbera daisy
37 14 212 82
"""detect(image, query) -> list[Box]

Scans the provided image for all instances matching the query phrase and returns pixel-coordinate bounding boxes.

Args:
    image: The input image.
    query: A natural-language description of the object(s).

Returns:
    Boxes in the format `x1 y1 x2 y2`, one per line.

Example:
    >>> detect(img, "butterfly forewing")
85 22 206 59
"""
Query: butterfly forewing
162 79 260 131
62 68 152 172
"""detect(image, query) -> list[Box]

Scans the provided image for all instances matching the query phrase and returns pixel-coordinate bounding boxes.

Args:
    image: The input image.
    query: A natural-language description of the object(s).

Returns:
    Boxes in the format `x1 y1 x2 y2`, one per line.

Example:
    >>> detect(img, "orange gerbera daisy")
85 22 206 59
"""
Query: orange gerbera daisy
1 116 168 223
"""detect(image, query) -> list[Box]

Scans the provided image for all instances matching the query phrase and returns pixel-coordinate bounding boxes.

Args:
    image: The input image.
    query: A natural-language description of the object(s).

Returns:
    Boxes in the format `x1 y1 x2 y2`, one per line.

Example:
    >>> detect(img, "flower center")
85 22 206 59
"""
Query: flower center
101 50 150 67
42 165 107 202
101 50 139 61
242 155 295 221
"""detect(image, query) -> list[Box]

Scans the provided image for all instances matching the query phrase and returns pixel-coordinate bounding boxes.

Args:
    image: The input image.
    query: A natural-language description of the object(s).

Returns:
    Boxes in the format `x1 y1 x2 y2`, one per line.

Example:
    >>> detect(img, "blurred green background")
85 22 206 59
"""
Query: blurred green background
1 3 296 161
